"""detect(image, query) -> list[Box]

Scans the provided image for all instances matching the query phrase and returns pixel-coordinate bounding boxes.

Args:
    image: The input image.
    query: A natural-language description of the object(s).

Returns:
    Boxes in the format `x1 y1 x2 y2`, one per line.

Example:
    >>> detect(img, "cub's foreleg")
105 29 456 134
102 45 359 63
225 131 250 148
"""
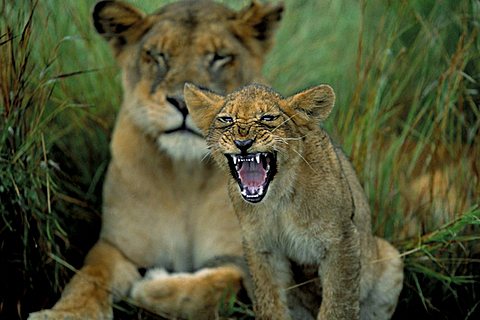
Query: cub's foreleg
243 240 292 320
318 222 361 320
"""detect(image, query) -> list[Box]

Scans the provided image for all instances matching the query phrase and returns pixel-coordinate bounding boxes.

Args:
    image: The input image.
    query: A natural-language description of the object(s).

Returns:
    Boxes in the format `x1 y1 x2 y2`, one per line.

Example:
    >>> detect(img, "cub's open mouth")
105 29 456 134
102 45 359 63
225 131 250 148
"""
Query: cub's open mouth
225 152 277 203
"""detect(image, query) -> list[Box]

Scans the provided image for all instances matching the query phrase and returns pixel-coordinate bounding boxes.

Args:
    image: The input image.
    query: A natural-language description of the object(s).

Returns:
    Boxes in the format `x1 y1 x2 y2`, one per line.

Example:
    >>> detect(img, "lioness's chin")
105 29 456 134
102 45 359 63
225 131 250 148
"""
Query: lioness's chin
157 132 208 161
225 152 277 204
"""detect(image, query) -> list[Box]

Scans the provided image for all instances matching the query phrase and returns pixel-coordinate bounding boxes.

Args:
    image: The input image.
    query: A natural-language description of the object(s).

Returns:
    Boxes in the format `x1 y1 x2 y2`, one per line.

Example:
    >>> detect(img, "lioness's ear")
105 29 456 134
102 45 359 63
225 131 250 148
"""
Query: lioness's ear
184 83 224 134
233 1 284 54
92 1 151 55
287 85 335 125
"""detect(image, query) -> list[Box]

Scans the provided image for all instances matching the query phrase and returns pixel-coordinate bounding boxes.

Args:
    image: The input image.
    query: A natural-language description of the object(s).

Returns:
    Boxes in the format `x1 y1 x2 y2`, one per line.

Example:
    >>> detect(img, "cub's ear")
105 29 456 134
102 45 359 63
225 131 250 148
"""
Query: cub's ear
184 83 224 134
287 85 335 125
232 1 284 54
92 1 151 55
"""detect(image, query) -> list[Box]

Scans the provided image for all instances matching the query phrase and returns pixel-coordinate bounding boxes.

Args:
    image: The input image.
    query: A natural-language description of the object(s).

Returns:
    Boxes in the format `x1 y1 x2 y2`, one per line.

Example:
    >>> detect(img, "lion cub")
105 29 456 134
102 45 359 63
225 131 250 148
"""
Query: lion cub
184 83 404 320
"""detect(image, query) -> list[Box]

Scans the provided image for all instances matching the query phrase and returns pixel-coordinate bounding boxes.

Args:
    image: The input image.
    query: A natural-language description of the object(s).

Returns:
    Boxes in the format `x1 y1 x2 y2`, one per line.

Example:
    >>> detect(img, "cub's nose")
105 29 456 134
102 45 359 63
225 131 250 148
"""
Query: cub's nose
234 139 254 153
166 95 188 117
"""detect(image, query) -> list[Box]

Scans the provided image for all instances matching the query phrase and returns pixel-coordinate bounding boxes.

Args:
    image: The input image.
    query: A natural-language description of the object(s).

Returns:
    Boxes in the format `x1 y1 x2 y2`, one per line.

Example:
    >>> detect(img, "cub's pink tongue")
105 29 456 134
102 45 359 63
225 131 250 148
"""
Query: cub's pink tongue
237 161 267 190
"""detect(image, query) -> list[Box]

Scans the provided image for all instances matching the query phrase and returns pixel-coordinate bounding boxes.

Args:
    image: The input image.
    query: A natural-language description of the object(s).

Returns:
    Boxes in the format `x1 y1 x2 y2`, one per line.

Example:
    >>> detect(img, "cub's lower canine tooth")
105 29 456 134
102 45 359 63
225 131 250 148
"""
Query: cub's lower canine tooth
255 154 261 163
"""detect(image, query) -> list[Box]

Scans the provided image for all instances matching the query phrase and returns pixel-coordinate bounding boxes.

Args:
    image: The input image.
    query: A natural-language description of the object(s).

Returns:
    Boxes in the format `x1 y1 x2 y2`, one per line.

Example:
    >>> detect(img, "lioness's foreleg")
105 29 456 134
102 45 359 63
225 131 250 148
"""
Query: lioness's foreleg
131 264 244 320
28 240 140 320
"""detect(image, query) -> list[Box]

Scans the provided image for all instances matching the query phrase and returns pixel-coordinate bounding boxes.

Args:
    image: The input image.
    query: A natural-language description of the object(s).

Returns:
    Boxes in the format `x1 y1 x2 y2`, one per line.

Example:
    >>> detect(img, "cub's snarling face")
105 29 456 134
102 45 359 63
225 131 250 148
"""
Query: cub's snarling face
184 83 336 203
93 0 283 160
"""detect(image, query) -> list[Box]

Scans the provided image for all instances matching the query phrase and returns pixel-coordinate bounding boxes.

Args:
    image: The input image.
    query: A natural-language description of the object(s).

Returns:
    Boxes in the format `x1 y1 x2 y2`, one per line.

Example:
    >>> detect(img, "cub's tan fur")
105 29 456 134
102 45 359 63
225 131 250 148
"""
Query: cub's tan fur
29 1 283 319
185 83 404 320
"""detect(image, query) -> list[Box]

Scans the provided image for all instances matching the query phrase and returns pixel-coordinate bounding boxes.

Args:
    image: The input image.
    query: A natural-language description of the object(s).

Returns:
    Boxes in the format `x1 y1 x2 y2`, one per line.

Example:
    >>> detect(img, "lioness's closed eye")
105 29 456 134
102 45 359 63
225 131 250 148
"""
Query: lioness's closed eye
185 83 404 320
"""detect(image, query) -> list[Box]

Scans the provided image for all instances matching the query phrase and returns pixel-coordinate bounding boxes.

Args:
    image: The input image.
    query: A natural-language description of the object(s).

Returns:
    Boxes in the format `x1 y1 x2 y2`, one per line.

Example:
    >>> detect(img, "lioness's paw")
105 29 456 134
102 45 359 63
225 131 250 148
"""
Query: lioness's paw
28 307 112 320
131 267 242 320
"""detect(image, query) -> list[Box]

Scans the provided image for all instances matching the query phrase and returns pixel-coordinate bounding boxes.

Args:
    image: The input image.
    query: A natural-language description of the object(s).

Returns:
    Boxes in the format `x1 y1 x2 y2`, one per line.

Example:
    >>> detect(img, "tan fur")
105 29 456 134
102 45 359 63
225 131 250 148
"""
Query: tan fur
371 139 479 239
184 83 404 320
28 1 283 319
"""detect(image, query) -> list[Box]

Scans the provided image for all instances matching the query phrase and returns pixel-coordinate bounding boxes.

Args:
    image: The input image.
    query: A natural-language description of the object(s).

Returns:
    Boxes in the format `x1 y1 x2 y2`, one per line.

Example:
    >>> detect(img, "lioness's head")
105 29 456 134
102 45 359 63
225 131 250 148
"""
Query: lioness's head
93 0 283 160
184 83 335 203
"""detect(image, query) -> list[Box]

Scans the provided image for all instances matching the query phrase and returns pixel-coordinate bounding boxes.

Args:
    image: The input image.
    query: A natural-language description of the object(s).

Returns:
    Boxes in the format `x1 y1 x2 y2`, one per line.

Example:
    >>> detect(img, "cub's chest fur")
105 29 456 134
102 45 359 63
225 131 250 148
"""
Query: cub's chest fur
250 191 340 259
245 201 331 266
277 212 330 265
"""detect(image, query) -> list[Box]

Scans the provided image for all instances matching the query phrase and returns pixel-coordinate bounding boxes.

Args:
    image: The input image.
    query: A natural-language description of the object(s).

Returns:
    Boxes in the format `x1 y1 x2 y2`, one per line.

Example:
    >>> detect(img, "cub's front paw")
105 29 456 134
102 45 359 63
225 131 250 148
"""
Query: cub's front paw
131 267 242 320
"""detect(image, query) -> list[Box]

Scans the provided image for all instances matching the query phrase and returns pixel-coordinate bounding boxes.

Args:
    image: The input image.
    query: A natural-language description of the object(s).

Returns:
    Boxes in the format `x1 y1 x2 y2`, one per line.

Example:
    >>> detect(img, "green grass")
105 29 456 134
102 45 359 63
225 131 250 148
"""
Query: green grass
1 0 479 319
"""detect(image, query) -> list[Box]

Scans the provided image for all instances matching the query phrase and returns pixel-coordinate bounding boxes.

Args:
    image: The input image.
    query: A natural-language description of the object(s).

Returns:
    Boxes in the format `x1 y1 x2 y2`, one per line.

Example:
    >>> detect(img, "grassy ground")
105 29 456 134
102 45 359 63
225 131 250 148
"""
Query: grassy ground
1 0 479 319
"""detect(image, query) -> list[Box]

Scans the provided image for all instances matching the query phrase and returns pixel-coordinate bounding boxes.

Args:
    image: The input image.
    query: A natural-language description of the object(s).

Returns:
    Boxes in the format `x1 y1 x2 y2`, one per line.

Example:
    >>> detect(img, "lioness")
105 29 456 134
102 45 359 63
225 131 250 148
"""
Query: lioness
29 1 283 319
184 83 404 320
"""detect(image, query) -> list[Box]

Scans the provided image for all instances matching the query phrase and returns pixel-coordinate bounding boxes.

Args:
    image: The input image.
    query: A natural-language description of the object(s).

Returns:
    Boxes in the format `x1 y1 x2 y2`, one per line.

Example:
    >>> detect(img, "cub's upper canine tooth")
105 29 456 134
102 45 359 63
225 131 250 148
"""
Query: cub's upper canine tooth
232 155 237 164
255 154 261 163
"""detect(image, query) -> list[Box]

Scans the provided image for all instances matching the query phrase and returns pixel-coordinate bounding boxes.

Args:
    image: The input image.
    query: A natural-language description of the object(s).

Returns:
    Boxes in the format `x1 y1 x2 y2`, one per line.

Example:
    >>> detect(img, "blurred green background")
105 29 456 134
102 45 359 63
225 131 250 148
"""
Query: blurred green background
1 0 479 319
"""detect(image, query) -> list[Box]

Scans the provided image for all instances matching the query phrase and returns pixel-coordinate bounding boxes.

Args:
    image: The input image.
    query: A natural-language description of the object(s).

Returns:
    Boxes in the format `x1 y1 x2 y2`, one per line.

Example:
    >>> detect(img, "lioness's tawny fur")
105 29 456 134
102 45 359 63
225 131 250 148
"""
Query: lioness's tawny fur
28 1 283 319
184 83 404 320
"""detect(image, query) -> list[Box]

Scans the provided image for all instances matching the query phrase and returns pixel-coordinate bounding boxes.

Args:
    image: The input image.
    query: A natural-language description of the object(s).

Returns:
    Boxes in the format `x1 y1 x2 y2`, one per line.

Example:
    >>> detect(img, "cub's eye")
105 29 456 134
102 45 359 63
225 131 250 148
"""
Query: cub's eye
217 116 234 124
208 53 233 70
260 114 279 121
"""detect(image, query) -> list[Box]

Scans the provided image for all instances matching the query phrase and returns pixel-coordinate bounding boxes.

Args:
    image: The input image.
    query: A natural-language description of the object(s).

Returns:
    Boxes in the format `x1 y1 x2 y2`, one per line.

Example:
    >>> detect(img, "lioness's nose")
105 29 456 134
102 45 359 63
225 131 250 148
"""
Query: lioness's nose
166 96 188 117
234 139 254 153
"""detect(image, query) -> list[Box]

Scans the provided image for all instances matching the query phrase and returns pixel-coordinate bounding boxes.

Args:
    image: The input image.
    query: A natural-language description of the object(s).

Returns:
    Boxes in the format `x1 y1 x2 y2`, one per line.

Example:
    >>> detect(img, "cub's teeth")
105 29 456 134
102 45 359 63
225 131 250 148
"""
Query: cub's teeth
255 154 261 163
232 155 237 165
